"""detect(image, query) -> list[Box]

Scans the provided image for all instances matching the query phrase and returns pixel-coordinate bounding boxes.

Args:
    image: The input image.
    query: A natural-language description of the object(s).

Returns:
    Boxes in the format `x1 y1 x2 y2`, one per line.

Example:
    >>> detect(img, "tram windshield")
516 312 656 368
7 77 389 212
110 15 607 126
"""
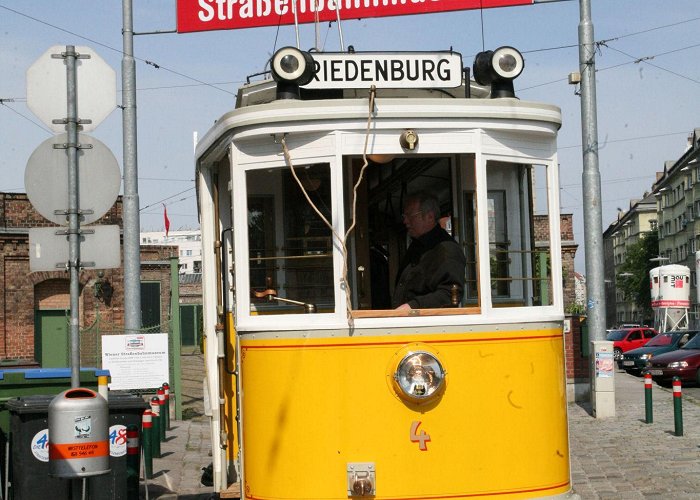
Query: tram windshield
243 153 554 316
247 163 335 314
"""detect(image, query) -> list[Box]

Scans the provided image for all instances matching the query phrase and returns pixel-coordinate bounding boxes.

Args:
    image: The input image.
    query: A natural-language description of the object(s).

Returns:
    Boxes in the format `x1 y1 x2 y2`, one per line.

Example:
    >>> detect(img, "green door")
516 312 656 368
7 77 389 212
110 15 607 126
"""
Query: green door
141 282 162 331
34 310 69 367
180 304 203 347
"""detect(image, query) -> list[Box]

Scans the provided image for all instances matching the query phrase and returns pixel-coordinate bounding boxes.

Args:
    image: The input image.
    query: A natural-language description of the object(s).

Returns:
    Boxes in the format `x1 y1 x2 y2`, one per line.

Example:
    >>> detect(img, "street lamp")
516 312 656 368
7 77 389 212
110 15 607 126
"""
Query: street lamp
650 256 670 264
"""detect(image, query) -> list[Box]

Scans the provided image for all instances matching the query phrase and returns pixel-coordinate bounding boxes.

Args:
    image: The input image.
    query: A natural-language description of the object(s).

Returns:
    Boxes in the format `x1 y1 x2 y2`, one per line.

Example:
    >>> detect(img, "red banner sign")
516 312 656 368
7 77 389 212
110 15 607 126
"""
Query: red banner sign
177 0 533 33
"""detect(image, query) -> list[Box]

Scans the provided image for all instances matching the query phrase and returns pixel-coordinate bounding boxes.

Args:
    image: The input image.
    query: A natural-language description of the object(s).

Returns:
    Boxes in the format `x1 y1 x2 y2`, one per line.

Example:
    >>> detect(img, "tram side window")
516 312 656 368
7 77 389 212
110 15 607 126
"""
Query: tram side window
486 161 553 307
343 155 477 313
246 164 335 314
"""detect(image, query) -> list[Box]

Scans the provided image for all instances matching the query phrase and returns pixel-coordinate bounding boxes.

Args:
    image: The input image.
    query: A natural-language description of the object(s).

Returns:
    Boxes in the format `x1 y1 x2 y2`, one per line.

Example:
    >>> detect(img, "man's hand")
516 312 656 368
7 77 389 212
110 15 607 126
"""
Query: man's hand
396 303 412 311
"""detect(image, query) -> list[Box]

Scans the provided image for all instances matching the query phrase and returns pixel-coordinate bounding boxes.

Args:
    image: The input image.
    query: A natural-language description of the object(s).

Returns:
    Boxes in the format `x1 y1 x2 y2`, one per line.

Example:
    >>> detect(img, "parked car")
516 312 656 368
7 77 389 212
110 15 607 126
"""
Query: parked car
606 327 658 361
621 331 699 375
647 333 700 386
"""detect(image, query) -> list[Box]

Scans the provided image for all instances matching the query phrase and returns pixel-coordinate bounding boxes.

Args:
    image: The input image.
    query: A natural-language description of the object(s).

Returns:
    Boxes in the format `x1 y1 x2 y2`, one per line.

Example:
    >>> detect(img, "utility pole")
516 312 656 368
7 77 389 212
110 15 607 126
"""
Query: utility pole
122 0 142 332
579 0 614 417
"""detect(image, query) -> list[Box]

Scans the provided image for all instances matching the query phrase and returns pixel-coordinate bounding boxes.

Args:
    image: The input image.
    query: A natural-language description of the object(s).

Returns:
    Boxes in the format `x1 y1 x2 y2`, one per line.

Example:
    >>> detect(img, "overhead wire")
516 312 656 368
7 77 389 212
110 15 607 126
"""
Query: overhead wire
139 187 195 212
3 3 699 216
558 131 691 151
601 43 700 86
0 3 236 96
0 100 53 134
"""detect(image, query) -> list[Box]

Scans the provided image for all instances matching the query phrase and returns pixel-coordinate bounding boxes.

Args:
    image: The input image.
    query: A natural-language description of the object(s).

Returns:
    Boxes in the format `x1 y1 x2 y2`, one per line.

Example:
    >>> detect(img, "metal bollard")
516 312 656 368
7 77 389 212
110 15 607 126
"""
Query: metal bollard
157 387 166 442
142 410 153 479
162 382 171 430
150 396 162 458
673 376 683 436
98 375 109 401
126 424 140 499
644 373 653 424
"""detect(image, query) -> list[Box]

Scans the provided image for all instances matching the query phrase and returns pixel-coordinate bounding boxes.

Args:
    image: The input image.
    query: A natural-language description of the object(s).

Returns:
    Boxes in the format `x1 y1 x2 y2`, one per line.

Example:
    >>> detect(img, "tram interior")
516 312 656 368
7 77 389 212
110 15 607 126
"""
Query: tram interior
246 156 553 315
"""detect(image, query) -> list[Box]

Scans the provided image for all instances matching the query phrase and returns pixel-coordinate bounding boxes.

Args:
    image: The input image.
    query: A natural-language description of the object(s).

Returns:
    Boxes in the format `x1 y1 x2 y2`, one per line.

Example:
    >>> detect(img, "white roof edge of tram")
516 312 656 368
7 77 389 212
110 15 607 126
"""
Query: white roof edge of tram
195 97 562 166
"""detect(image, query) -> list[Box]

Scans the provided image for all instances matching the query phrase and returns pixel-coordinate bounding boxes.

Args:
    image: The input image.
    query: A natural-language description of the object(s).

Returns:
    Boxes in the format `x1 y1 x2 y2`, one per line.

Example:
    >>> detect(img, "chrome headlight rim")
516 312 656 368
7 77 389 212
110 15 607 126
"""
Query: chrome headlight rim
393 350 446 402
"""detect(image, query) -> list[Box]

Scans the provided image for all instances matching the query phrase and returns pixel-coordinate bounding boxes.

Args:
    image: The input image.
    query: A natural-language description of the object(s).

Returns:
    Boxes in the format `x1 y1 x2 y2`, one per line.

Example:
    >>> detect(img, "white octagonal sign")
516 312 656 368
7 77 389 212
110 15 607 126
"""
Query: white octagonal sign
27 45 116 133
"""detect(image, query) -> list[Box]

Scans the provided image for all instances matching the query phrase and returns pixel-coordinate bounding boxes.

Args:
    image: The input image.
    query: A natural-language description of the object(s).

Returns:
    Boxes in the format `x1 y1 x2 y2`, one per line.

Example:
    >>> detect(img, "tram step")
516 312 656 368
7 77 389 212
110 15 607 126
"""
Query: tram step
220 481 242 499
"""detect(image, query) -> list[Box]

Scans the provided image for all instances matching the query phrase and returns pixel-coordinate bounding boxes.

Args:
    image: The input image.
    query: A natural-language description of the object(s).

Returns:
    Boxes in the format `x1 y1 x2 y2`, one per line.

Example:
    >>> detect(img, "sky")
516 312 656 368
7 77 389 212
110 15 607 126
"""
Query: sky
1 0 699 273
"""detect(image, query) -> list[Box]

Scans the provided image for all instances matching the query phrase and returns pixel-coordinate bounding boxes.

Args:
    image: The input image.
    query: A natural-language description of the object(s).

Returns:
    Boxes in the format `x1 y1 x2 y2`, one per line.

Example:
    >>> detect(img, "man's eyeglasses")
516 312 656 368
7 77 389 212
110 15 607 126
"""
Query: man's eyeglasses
401 210 423 220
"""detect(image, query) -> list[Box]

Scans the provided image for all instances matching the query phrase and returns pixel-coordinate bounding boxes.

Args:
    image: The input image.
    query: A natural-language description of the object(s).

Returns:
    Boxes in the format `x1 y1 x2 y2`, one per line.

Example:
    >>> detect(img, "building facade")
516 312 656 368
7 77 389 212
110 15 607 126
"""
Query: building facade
0 193 174 367
603 128 700 327
602 194 657 327
141 229 202 274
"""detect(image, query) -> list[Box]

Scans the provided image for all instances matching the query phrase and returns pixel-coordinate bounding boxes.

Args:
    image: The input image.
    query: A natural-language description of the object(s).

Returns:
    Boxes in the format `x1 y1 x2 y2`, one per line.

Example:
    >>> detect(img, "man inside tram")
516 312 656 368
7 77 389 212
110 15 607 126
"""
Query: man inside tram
392 191 467 310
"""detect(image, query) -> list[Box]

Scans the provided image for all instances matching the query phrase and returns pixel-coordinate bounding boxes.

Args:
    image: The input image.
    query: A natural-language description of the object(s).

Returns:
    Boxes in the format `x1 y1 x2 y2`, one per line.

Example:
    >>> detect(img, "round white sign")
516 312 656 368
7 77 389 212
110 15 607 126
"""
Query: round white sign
25 133 121 225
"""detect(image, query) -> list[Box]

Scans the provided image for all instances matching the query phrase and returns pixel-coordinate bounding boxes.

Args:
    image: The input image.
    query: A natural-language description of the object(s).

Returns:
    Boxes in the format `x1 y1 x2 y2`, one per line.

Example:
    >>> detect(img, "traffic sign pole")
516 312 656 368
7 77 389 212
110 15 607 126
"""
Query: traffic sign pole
25 44 119 389
65 45 83 388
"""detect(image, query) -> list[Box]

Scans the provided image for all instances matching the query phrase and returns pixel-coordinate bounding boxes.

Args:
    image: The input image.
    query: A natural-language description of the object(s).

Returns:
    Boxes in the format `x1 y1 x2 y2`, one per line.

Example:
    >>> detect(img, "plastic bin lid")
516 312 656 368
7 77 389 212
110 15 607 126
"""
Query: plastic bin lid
105 391 149 410
6 394 56 413
0 368 109 381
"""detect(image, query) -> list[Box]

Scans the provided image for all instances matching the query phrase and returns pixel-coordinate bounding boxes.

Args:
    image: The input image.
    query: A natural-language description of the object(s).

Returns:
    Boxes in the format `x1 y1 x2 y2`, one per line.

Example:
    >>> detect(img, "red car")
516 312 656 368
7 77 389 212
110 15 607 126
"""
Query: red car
647 333 700 386
606 327 658 361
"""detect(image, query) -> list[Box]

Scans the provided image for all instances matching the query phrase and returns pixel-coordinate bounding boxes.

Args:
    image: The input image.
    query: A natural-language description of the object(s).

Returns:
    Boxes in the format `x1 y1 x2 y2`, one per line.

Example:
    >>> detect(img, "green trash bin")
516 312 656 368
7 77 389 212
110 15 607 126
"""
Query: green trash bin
7 395 69 499
0 367 109 497
89 391 148 500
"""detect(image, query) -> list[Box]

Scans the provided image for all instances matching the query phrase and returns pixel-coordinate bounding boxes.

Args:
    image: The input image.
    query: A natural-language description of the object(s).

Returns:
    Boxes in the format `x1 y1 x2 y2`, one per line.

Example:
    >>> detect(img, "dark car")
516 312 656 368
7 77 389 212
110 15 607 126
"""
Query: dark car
647 333 700 386
621 330 698 375
606 327 658 361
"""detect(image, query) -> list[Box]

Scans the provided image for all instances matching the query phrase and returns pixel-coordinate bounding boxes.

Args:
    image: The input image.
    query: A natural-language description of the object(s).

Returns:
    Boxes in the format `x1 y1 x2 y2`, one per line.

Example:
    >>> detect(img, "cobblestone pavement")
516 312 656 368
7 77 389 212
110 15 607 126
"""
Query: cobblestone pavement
569 370 700 499
140 351 217 499
140 417 217 499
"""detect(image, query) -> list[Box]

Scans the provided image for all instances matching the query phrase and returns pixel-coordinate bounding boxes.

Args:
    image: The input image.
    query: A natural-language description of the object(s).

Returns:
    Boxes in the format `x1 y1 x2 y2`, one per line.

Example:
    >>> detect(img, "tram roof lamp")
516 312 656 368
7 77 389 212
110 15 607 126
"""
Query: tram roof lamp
472 46 524 99
270 47 316 100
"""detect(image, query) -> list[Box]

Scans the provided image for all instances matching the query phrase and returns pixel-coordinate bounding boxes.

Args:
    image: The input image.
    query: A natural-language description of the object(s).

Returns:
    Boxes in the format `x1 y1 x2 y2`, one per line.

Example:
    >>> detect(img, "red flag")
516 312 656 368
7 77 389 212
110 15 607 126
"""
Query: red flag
163 204 170 236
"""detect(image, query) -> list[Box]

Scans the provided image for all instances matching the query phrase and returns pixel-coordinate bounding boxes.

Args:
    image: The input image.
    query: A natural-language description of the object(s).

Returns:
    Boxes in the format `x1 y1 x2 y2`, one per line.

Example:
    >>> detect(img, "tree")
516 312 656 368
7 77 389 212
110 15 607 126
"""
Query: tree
618 232 659 323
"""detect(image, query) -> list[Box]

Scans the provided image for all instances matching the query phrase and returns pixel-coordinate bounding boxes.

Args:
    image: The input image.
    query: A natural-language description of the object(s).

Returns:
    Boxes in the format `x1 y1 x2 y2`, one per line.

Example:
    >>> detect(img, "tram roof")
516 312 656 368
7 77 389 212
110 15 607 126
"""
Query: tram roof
195 77 562 166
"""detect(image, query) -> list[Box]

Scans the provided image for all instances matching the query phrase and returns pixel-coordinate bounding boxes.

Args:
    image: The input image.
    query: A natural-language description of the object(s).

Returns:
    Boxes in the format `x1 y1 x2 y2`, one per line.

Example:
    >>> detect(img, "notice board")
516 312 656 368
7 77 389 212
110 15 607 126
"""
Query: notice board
101 333 169 390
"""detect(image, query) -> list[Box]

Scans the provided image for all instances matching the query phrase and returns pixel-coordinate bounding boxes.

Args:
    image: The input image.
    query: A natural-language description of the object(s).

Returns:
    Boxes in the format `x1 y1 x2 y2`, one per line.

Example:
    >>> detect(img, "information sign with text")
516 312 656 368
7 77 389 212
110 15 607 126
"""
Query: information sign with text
101 334 169 391
304 52 462 89
177 0 533 33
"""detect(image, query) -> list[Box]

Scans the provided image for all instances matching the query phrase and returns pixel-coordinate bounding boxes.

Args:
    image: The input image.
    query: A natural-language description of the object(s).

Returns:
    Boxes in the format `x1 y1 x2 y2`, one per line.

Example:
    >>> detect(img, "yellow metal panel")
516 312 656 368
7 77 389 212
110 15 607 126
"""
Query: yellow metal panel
237 328 570 499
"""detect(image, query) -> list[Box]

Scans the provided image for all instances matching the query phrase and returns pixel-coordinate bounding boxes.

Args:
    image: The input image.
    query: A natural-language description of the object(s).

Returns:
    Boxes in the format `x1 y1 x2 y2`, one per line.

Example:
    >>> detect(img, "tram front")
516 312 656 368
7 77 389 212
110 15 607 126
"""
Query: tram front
196 47 572 499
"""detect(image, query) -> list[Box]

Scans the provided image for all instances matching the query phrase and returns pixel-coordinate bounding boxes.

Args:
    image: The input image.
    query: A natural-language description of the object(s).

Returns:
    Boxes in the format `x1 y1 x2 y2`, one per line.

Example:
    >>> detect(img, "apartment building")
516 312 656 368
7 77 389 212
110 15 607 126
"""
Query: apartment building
604 128 700 326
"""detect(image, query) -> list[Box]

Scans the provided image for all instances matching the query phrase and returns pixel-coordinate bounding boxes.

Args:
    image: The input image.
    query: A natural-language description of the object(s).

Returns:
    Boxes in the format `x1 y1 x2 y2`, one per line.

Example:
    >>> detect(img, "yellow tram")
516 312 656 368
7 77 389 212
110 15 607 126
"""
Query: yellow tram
195 46 572 499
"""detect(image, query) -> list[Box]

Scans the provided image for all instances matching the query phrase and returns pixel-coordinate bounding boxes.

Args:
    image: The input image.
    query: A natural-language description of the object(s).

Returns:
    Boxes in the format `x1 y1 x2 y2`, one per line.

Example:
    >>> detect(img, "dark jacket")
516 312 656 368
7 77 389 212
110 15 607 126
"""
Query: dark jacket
392 225 466 309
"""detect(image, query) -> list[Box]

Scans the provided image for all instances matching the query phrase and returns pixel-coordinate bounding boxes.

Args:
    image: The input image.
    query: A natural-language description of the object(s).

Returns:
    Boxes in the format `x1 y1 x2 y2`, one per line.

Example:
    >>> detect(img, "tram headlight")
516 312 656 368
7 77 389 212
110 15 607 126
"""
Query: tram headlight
472 46 524 99
270 47 316 86
394 352 445 401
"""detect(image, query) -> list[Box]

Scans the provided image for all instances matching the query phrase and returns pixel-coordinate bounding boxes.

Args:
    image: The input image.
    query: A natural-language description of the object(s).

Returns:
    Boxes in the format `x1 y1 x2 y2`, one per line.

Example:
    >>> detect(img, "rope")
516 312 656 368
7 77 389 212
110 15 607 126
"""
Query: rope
279 86 377 328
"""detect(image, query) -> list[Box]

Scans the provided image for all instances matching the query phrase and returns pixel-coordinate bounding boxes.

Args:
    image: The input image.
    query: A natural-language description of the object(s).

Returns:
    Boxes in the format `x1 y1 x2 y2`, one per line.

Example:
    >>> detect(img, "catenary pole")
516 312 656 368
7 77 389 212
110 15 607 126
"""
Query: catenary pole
579 0 605 340
122 0 142 332
579 0 613 415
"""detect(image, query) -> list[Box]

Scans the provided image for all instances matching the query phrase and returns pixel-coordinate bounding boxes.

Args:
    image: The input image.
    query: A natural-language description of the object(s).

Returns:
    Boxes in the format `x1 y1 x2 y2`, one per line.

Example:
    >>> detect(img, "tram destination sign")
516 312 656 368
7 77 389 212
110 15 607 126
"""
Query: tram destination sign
177 0 533 33
304 52 463 89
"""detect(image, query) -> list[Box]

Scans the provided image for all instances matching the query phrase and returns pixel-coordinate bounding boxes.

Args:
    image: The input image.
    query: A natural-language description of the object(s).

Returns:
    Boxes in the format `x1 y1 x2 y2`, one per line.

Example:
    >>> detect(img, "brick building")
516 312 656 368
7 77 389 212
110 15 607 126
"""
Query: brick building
0 193 174 368
534 212 578 309
533 212 589 400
